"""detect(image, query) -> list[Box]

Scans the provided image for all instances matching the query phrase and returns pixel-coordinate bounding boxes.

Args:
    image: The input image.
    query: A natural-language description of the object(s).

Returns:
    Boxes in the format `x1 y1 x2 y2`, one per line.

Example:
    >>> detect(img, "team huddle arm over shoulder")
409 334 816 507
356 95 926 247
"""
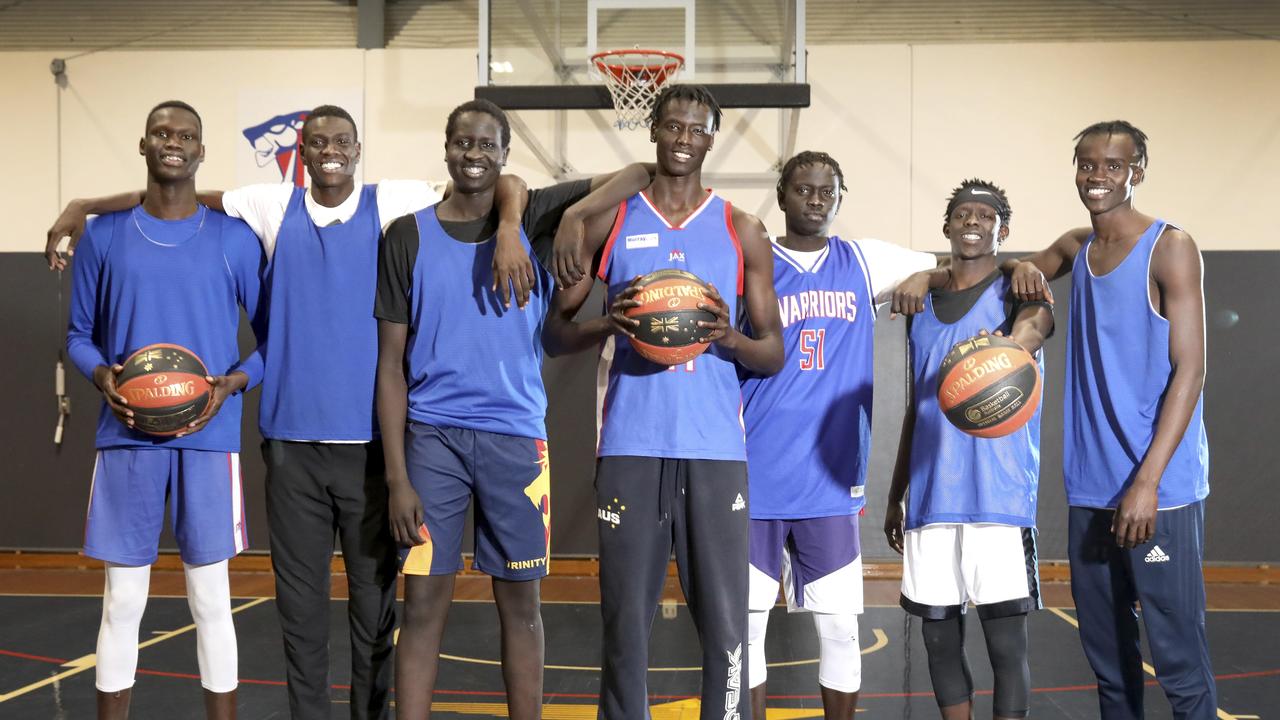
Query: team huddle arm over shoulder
722 209 784 375
491 174 533 309
1112 229 1207 548
542 204 624 357
551 163 654 288
45 190 144 269
1003 227 1089 303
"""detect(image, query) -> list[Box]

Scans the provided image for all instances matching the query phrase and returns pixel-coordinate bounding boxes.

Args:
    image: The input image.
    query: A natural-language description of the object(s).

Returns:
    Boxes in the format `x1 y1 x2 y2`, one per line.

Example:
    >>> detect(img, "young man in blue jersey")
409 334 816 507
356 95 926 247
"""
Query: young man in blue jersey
545 84 785 720
1007 122 1215 719
47 104 531 720
375 98 652 720
66 101 266 720
883 179 1053 720
740 151 936 720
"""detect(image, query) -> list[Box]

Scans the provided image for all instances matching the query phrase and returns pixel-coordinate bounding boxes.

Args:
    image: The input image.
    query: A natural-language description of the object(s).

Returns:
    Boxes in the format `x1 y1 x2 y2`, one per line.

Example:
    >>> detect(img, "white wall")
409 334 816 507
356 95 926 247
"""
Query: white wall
2 40 1277 253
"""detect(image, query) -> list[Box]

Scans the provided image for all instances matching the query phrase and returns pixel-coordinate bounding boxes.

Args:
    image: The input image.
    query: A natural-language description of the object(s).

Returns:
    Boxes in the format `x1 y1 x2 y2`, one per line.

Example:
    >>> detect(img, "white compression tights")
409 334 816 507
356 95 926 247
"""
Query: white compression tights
747 610 862 692
96 561 238 693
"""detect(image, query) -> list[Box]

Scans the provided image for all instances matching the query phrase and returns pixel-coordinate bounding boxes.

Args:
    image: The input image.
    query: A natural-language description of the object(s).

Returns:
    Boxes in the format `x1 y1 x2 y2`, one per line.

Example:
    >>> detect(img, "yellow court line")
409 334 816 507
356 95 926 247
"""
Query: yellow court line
0 596 270 703
1044 607 1239 720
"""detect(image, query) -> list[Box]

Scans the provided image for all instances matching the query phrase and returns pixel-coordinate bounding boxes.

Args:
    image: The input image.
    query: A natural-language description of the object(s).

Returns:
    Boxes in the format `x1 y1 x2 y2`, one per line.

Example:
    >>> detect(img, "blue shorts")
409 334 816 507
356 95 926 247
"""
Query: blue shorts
748 514 863 614
85 448 248 566
399 422 551 581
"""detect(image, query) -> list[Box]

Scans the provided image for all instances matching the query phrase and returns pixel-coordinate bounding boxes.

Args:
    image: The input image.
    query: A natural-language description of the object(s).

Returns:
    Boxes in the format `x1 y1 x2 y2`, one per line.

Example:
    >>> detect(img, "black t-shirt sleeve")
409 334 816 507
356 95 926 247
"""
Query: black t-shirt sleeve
374 214 420 325
522 179 594 267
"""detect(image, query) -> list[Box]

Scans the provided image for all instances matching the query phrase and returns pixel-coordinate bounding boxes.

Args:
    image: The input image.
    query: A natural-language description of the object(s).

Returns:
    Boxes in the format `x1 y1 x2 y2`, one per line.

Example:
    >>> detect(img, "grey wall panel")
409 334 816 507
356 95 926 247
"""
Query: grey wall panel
2 251 1276 562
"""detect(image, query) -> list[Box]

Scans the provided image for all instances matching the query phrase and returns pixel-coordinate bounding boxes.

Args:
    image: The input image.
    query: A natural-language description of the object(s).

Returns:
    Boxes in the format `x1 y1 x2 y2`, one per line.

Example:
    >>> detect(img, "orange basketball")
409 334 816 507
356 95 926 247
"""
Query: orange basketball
936 334 1041 438
624 269 717 366
115 343 212 436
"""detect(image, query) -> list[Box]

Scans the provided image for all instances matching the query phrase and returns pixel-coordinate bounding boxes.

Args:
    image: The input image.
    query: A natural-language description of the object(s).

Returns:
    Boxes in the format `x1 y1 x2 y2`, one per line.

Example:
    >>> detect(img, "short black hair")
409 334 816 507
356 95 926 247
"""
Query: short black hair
777 151 848 204
647 84 722 133
945 178 1012 226
304 104 358 140
445 99 511 149
1072 120 1150 168
147 100 202 133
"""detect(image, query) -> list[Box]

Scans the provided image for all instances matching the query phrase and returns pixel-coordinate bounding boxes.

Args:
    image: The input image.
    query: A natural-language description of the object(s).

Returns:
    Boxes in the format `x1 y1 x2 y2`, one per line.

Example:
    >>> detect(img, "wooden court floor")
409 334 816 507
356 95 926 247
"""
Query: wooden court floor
1 555 1277 719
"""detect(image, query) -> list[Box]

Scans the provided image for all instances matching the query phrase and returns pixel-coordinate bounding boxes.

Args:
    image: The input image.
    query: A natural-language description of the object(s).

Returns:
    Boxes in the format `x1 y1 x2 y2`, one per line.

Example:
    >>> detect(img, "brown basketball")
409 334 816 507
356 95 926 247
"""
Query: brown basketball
624 269 717 366
936 334 1041 439
115 343 212 436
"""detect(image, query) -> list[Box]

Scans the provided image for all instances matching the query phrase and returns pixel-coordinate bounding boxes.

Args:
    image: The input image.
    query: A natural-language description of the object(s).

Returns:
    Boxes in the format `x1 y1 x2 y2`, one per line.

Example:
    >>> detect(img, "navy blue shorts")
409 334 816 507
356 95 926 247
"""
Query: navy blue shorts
399 422 551 581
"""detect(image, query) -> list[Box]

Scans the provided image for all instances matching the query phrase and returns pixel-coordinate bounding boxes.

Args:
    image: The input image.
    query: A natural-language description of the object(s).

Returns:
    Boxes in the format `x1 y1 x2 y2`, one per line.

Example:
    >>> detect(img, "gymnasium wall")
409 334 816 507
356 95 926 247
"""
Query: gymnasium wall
2 40 1277 561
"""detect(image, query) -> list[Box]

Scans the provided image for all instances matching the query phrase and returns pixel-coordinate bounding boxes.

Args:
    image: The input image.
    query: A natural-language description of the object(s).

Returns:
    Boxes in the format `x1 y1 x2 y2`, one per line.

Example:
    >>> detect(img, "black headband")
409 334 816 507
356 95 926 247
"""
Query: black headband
947 186 1006 217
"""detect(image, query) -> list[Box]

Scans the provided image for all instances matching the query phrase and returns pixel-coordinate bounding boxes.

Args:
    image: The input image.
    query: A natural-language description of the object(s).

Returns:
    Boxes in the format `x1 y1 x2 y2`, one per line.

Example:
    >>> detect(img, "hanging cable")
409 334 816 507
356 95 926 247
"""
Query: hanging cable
51 57 70 449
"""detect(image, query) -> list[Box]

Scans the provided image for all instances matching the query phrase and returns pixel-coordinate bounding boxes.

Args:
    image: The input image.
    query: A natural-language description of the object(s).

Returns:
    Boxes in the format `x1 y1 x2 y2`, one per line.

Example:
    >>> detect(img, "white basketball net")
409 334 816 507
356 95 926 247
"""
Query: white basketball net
592 49 684 131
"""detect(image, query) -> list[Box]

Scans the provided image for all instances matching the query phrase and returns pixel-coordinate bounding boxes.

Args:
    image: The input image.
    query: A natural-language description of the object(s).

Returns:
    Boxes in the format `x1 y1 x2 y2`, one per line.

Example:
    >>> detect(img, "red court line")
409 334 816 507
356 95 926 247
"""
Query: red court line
0 648 68 664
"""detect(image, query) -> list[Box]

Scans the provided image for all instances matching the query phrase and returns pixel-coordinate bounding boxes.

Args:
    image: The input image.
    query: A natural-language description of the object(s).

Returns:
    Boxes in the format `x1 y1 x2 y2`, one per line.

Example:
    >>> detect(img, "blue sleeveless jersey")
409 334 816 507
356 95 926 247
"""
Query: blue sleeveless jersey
1064 219 1209 508
403 206 551 440
741 238 875 518
905 276 1042 530
596 191 746 461
259 185 381 441
66 208 265 452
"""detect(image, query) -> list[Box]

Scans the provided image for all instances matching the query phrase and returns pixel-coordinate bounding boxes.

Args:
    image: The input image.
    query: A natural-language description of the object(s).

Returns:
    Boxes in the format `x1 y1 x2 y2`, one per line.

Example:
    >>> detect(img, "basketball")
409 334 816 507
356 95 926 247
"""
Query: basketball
936 334 1041 439
115 343 212 436
624 269 717 366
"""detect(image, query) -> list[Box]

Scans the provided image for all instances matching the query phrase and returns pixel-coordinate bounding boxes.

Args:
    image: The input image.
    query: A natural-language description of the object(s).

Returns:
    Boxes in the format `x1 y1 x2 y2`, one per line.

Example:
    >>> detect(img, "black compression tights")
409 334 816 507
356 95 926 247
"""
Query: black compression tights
921 613 1030 719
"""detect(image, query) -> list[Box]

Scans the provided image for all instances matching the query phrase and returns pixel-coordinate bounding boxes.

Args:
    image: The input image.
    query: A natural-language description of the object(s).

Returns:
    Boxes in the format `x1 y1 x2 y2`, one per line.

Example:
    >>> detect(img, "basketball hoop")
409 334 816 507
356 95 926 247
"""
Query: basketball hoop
591 49 685 131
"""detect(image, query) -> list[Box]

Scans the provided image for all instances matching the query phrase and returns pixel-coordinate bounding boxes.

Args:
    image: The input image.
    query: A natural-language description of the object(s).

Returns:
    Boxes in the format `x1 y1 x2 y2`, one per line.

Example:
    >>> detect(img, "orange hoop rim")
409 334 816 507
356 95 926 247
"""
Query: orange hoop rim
590 48 685 75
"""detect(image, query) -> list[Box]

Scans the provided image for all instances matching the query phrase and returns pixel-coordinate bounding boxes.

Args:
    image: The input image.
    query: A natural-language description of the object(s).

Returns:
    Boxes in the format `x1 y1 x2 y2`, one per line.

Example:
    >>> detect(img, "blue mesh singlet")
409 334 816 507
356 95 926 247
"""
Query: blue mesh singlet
596 191 746 461
1064 219 1209 508
905 275 1042 530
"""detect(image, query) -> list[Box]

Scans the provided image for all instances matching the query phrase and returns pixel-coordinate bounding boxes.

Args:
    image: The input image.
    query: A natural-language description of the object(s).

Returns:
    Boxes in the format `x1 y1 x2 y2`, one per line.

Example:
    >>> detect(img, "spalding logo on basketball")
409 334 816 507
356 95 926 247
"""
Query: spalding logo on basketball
116 343 212 436
624 269 717 366
937 334 1041 438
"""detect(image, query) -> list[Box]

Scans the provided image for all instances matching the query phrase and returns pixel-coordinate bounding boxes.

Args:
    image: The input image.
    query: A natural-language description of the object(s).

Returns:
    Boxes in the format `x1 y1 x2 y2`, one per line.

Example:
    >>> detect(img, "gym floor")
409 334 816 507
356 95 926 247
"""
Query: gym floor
1 564 1276 719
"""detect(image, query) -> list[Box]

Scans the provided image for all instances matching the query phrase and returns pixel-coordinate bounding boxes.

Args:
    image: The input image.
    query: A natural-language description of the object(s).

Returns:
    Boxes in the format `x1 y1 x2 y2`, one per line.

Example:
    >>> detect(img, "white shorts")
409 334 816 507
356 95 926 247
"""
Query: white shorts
900 523 1040 620
748 516 863 615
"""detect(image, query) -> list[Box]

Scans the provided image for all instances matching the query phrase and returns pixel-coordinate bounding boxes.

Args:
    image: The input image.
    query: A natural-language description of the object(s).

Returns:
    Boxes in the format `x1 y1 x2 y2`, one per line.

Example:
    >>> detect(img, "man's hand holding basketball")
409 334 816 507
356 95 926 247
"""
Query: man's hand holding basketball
606 276 643 338
1112 478 1159 549
178 372 248 437
388 479 426 548
696 283 732 345
93 364 133 428
492 223 535 310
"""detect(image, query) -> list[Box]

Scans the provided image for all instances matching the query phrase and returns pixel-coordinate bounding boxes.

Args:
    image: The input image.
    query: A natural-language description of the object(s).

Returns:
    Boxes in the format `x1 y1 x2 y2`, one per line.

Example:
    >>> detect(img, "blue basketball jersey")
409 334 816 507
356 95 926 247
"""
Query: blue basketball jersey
596 191 746 461
905 275 1042 530
741 237 876 518
1064 219 1209 508
66 207 265 452
258 185 382 441
402 206 552 440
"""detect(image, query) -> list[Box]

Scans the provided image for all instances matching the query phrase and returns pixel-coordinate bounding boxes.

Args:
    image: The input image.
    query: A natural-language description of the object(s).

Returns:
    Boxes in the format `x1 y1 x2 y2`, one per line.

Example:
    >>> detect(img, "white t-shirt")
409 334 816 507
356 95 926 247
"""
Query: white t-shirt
843 236 938 305
220 179 445 260
772 236 936 304
220 179 444 442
